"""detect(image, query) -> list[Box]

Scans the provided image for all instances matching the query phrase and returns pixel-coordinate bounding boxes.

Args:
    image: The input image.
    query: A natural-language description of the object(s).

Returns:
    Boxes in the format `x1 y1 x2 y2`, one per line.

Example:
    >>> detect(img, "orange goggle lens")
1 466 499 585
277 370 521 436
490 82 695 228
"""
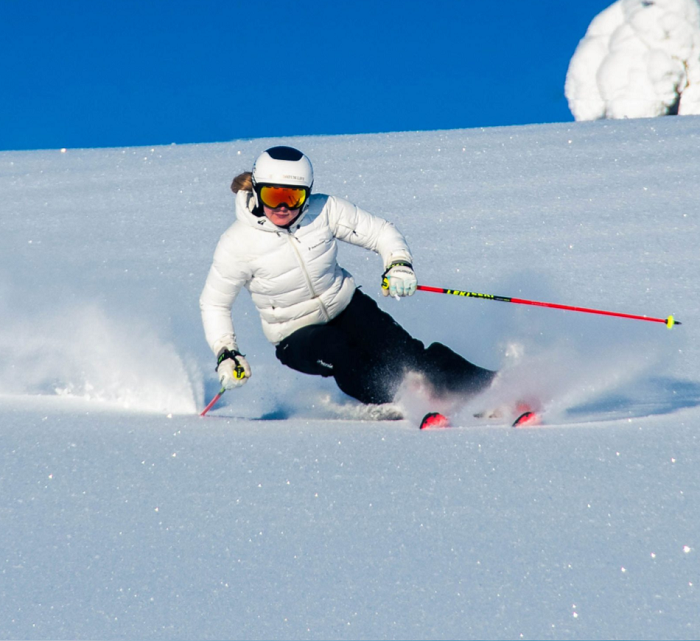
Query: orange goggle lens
258 185 308 210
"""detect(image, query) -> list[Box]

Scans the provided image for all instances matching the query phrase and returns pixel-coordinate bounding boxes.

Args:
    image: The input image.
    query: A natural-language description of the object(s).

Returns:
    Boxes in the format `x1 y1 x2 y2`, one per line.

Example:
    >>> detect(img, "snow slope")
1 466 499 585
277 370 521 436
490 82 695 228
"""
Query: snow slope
1 116 699 640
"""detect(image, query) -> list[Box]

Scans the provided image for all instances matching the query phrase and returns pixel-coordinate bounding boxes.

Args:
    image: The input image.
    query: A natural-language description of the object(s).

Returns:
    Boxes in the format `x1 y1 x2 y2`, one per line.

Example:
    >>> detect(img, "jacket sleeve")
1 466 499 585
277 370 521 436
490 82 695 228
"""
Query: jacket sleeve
199 227 253 356
326 196 413 268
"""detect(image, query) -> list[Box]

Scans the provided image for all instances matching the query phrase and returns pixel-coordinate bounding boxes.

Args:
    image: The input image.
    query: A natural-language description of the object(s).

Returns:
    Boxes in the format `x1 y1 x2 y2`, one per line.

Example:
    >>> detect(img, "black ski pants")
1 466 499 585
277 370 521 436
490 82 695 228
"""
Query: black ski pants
275 289 495 405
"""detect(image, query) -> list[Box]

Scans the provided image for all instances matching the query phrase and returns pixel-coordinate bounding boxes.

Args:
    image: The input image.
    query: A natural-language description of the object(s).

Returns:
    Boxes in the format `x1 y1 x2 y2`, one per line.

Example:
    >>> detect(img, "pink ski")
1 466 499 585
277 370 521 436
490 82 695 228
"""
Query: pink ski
419 412 450 430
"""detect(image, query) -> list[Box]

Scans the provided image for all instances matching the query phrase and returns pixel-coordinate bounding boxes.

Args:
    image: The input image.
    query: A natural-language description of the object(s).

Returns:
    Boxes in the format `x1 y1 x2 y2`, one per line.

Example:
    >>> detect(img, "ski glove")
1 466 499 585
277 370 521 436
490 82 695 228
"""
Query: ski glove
216 348 251 389
382 262 417 297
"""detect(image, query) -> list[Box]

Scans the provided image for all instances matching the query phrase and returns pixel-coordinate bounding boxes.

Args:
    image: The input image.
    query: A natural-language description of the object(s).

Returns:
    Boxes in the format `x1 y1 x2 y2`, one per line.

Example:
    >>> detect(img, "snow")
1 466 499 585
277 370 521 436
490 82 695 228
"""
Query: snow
565 0 700 120
1 116 700 639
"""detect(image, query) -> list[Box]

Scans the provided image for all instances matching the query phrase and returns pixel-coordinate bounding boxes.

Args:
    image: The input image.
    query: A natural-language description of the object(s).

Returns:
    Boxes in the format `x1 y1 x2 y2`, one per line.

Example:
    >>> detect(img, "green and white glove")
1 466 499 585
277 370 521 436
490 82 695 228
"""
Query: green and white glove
381 262 417 297
216 348 251 389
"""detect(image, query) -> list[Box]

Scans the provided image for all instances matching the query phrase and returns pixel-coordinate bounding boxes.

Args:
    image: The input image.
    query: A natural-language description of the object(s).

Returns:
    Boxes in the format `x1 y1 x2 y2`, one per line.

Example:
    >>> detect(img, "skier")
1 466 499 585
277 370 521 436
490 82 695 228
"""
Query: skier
200 145 495 416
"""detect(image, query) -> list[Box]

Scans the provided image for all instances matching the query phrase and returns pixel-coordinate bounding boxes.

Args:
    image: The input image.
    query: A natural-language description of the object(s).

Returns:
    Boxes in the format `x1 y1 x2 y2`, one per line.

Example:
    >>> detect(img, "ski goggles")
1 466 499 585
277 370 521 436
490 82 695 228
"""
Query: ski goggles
257 184 309 210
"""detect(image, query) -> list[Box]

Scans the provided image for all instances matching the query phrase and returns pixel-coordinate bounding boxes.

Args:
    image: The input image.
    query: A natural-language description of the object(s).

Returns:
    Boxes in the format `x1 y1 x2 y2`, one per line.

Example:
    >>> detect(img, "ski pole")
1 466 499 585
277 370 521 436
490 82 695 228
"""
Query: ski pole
417 285 681 329
200 387 226 417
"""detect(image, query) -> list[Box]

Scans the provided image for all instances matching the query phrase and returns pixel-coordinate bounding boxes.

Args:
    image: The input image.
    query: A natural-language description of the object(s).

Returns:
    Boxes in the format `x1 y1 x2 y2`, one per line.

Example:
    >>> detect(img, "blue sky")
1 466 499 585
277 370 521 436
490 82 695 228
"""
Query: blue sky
0 0 614 151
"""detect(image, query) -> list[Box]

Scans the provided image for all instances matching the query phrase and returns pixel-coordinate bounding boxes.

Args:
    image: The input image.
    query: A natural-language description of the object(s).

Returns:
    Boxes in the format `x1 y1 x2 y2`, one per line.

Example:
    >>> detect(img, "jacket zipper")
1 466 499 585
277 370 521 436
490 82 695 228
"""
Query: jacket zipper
285 233 331 322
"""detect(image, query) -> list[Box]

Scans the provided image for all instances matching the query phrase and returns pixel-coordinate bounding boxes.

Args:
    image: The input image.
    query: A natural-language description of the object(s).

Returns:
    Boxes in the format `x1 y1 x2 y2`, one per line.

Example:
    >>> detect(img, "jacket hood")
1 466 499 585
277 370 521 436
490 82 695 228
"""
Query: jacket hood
235 190 308 233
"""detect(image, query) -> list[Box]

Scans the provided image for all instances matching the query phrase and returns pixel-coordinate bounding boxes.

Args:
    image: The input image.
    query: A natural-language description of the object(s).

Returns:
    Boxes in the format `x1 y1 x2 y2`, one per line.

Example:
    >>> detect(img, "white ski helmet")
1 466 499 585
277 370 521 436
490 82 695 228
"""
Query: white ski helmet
252 146 313 189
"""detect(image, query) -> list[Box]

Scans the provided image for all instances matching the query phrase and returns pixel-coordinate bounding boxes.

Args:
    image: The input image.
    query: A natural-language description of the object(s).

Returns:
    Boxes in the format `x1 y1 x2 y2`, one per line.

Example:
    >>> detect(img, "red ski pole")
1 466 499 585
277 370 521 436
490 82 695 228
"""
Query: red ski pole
200 387 226 417
417 285 681 329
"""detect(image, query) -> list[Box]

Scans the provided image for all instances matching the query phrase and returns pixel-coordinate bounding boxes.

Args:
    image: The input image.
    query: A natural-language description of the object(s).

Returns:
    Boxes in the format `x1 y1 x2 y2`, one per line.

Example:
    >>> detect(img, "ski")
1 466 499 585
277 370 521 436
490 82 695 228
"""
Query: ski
419 412 450 430
512 410 542 427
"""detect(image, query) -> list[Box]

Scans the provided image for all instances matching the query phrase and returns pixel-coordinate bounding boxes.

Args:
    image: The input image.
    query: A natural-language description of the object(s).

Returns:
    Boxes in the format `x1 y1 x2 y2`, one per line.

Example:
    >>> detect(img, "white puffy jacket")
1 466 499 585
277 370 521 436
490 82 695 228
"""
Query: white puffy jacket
200 190 413 355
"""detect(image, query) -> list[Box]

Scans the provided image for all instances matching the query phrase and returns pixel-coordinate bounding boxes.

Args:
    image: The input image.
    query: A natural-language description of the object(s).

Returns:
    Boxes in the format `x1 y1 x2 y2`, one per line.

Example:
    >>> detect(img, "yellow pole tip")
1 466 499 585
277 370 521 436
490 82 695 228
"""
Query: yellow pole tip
666 315 675 329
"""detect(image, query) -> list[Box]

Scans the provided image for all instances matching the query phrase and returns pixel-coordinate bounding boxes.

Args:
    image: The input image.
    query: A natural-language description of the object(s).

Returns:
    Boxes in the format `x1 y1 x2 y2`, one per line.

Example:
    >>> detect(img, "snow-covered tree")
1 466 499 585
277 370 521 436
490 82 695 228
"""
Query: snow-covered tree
565 0 700 120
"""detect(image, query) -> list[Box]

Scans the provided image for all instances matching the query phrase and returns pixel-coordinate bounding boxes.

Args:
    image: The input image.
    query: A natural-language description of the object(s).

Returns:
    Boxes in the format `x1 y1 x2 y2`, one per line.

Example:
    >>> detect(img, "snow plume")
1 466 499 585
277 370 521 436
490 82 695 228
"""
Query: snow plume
457 299 679 424
0 294 199 414
565 0 700 120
